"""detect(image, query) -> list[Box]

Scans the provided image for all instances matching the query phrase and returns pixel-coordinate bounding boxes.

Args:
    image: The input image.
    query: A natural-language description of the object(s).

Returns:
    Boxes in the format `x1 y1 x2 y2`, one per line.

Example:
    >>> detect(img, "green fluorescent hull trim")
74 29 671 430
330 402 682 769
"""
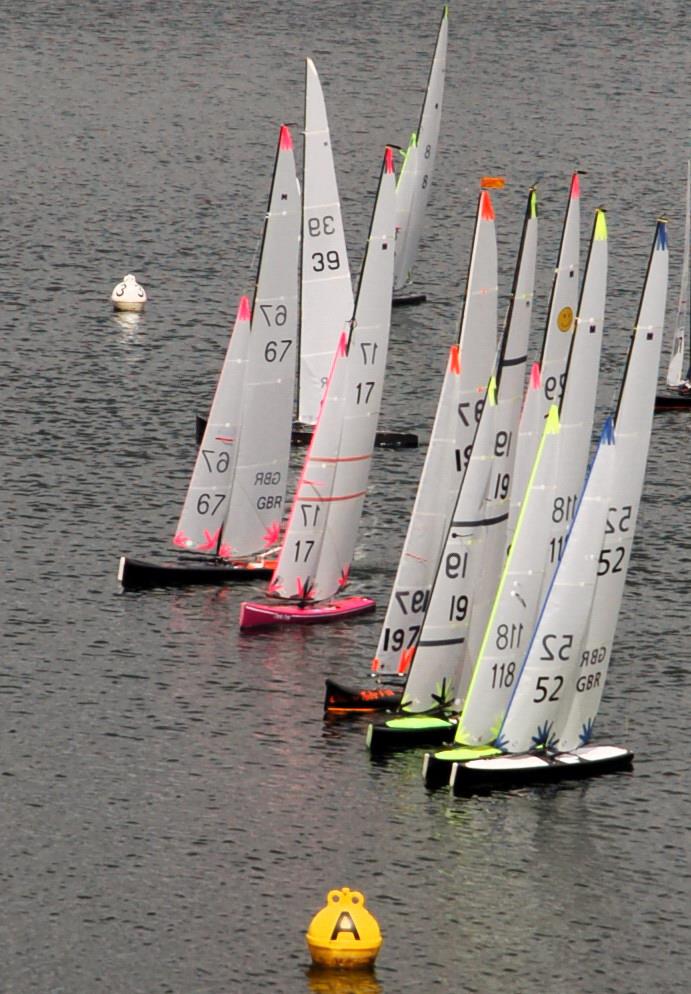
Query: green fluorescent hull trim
434 745 502 762
422 745 502 789
366 714 456 754
385 716 454 730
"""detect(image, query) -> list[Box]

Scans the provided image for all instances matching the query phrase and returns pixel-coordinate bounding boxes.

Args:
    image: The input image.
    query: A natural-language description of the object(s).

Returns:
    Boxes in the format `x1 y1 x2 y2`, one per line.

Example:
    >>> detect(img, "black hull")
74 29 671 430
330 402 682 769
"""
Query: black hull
118 555 273 590
366 714 456 753
292 424 418 449
196 415 418 449
423 746 634 793
392 291 427 307
654 391 691 411
324 678 403 713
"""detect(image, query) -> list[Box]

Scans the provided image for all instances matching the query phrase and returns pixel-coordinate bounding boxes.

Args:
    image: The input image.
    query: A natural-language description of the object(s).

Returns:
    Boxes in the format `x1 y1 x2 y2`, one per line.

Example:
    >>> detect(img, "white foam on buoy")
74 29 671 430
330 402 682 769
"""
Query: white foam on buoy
111 273 147 312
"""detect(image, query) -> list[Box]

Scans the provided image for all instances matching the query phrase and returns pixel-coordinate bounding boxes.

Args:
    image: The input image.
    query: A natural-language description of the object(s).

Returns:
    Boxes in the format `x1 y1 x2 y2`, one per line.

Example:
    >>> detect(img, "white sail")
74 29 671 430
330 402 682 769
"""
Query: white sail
453 405 562 746
220 126 301 558
497 418 616 753
269 149 397 601
393 134 418 283
173 298 251 555
393 5 448 291
557 220 669 751
509 172 581 532
538 208 608 602
298 58 355 426
452 208 607 746
372 188 499 677
666 160 690 386
398 189 539 711
172 126 300 560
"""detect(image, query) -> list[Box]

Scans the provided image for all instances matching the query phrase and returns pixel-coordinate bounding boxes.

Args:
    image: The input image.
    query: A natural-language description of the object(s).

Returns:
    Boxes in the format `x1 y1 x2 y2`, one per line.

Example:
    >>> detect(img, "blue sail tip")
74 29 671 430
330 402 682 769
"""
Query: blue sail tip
601 415 615 445
655 221 668 251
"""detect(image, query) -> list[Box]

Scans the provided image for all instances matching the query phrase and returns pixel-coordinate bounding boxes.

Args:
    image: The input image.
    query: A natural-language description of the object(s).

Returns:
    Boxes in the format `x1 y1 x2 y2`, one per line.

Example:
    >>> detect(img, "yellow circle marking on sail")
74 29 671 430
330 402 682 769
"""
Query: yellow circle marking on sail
557 306 574 332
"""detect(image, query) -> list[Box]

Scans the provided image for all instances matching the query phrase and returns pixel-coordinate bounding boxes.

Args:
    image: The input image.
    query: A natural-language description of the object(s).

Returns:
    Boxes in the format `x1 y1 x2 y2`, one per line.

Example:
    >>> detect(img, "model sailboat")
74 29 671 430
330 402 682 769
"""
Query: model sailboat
424 219 669 792
360 188 538 742
392 5 448 307
286 58 418 450
365 202 607 751
239 147 397 629
655 160 690 410
324 183 502 711
118 125 300 589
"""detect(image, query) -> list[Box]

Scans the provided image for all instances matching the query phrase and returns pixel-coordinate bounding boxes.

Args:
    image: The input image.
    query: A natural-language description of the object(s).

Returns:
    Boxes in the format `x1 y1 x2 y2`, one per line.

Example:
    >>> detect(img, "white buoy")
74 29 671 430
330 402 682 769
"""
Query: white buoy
111 273 147 312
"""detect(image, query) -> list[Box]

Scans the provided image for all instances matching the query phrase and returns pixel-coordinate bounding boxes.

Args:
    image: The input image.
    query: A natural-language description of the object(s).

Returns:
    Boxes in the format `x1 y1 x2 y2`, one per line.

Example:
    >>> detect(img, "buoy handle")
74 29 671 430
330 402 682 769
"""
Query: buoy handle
327 887 365 906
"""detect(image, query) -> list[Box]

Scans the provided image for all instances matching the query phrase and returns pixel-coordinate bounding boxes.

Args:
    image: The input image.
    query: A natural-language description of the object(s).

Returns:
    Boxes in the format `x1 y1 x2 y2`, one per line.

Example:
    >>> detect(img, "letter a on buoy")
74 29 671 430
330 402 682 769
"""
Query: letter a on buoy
306 887 382 969
330 912 360 941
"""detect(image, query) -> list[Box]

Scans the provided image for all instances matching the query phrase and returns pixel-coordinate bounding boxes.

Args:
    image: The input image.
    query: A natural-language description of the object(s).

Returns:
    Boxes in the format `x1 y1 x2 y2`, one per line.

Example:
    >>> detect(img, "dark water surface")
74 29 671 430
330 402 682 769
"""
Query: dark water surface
1 2 689 992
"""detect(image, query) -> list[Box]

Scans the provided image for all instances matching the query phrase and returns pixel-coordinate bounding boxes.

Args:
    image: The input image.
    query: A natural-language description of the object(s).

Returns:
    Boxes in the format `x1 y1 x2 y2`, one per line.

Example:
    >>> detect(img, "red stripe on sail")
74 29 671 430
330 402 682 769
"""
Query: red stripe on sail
299 490 367 503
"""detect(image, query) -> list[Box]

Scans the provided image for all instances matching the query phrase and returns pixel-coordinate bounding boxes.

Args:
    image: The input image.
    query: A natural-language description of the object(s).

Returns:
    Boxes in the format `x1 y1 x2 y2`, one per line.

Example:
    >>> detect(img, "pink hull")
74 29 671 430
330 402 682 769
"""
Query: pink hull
239 595 376 630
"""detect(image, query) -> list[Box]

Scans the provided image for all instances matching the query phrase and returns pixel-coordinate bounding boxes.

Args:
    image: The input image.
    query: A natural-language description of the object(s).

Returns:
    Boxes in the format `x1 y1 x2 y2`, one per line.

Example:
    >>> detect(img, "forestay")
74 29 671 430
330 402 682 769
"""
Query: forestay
298 58 354 426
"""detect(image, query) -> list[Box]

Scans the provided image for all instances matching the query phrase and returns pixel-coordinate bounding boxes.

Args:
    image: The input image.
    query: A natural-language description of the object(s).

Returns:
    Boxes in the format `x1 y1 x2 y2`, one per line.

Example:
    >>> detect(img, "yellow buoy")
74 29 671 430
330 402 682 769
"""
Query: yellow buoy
306 887 382 969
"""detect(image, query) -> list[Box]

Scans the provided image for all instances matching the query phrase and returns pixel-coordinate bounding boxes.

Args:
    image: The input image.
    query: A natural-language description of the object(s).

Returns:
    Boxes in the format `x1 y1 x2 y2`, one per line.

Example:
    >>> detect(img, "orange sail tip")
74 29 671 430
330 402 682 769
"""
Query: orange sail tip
397 646 415 675
480 190 495 221
480 176 506 189
237 295 251 321
570 172 581 199
449 344 461 375
371 657 380 672
279 125 293 151
529 361 541 388
384 146 395 175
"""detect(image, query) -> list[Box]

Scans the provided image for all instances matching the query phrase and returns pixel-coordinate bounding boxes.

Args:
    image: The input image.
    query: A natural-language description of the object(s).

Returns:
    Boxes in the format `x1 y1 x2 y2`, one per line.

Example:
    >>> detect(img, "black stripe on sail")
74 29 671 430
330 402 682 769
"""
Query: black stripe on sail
419 636 466 647
452 511 509 529
500 352 528 368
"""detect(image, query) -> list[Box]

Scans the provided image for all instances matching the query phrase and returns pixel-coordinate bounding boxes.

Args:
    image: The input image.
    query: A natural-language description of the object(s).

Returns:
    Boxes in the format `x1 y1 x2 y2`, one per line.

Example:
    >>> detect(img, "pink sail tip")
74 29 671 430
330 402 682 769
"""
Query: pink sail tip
529 362 541 389
570 172 581 199
279 125 293 151
384 146 395 175
237 295 251 321
480 190 495 221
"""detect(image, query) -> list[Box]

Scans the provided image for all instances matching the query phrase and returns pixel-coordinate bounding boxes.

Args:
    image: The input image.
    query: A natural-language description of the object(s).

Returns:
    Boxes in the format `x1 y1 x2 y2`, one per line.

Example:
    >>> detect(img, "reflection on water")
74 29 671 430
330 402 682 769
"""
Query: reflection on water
1 1 690 993
112 309 144 342
306 966 382 994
